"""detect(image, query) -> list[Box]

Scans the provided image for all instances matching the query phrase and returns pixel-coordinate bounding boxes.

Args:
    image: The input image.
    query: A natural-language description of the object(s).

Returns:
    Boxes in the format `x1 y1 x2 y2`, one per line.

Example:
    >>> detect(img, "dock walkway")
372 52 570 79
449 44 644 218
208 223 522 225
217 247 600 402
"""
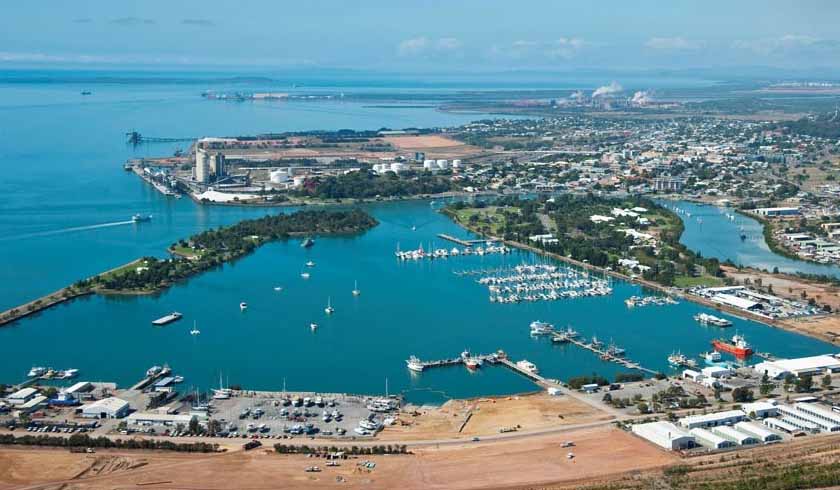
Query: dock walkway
437 234 495 247
557 334 659 375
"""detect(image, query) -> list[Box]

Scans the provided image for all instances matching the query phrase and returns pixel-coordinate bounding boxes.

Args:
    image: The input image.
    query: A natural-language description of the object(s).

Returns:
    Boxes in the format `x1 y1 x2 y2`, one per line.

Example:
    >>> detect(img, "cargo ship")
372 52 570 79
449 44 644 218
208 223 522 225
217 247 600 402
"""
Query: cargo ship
711 333 753 358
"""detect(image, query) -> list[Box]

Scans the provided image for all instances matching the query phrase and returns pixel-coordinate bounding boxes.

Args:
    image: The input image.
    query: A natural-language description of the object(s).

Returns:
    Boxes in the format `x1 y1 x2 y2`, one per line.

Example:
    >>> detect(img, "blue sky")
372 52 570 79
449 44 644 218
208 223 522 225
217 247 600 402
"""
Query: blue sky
3 0 840 72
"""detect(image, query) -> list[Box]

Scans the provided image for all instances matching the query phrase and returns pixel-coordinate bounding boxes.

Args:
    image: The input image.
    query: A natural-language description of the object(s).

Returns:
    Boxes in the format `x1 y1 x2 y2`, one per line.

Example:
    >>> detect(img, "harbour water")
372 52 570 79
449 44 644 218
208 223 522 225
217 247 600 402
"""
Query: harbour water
0 71 835 405
668 200 840 278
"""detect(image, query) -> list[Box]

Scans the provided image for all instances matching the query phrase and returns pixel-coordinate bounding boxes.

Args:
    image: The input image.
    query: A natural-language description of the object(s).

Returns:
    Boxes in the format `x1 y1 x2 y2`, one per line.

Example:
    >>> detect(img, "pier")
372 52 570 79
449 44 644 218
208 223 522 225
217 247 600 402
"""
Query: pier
556 333 659 375
126 132 195 146
437 234 495 247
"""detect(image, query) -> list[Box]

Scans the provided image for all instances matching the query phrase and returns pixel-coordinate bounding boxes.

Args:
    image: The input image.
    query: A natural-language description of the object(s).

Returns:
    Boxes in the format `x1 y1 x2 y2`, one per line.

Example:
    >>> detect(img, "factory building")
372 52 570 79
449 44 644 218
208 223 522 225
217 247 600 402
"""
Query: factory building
689 428 735 449
753 355 840 379
631 421 695 450
79 397 130 419
734 421 783 443
678 409 746 430
712 426 759 445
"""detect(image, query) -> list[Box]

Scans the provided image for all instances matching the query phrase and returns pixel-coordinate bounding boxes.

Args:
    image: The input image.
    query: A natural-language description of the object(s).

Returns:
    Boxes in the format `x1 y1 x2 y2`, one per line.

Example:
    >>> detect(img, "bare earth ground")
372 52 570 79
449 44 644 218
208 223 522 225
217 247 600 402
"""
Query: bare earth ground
381 393 612 441
723 265 840 343
0 426 675 490
382 135 481 158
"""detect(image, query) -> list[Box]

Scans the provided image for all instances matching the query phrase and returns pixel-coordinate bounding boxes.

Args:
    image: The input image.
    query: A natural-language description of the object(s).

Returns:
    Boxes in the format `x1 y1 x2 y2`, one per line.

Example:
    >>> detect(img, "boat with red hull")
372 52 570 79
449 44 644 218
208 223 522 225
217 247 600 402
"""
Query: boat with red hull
711 333 753 358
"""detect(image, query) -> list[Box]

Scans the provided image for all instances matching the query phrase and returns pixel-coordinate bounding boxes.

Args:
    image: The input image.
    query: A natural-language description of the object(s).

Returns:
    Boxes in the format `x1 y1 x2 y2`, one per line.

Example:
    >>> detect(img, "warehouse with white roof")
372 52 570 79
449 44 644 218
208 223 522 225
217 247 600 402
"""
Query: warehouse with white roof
735 421 782 443
713 426 760 445
753 355 840 379
79 397 129 419
741 401 779 418
776 404 840 433
679 409 746 430
631 421 695 450
689 428 735 449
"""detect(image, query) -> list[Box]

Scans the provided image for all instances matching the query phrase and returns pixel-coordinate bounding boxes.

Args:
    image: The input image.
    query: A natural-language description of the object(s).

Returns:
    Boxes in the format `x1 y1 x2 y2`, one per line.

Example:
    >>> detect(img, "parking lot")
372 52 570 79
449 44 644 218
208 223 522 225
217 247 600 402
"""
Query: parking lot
188 391 399 440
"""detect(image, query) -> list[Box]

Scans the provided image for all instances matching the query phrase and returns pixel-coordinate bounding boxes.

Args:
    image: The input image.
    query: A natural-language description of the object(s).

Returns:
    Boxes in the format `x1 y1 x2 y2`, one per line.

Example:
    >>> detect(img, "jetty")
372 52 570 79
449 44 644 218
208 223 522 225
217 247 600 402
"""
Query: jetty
436 234 494 247
126 132 195 145
556 333 658 375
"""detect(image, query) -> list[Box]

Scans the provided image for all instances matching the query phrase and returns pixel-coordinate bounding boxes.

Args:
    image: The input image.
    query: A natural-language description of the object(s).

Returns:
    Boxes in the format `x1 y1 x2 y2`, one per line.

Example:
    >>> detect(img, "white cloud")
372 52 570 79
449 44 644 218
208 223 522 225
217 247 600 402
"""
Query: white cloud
645 37 705 50
398 37 429 56
492 38 584 60
436 37 462 51
397 37 462 57
732 34 824 56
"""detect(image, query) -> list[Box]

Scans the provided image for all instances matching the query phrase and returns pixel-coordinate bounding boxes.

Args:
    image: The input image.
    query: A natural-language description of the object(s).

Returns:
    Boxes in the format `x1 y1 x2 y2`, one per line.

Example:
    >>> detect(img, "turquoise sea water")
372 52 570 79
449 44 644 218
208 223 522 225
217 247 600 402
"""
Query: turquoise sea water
0 71 834 405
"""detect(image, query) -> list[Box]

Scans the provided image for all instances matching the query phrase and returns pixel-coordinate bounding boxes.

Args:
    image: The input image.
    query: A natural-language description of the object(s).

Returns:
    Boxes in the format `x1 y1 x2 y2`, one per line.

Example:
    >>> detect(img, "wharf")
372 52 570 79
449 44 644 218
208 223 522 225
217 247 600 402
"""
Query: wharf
436 234 495 247
497 358 546 384
557 334 658 375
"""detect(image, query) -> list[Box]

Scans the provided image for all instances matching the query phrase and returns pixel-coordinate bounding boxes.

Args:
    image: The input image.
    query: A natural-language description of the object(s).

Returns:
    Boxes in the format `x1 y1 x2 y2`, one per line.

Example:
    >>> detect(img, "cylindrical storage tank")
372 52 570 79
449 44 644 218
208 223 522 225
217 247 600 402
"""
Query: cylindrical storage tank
451 159 462 168
436 159 449 169
423 159 435 170
391 162 407 173
292 176 306 187
270 169 290 184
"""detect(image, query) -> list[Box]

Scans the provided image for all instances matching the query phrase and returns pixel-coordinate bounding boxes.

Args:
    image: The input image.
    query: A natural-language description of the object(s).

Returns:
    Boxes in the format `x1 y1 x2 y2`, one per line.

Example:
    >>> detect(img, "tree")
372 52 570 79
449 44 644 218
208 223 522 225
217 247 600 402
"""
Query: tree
795 375 813 393
732 387 754 403
759 373 774 396
822 375 833 389
189 416 200 435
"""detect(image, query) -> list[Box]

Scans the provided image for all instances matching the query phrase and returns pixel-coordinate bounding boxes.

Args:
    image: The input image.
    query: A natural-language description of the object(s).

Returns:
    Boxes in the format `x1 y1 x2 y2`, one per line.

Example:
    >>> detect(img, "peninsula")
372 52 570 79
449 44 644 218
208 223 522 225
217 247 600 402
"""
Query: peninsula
0 209 377 325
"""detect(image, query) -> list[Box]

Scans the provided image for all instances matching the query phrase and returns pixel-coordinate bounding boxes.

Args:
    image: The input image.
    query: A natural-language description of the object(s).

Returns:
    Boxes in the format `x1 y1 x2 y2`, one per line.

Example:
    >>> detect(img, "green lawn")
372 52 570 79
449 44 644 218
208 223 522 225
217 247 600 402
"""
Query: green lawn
674 275 725 288
171 245 201 258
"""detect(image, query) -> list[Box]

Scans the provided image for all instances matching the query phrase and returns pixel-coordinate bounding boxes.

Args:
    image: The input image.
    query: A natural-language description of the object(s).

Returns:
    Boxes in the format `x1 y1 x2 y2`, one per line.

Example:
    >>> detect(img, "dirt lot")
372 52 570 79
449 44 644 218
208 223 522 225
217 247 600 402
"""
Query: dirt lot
380 393 611 441
723 265 840 343
382 135 481 158
0 426 674 490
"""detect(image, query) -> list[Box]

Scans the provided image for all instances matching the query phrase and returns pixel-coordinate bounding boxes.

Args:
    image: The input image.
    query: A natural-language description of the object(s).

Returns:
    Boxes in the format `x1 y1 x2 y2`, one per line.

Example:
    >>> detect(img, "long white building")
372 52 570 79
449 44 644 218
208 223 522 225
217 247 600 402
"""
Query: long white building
679 409 746 430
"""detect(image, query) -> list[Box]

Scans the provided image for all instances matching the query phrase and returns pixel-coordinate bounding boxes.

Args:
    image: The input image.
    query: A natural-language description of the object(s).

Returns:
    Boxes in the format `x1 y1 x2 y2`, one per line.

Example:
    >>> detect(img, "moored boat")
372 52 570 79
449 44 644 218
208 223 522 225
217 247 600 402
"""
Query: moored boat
711 333 753 358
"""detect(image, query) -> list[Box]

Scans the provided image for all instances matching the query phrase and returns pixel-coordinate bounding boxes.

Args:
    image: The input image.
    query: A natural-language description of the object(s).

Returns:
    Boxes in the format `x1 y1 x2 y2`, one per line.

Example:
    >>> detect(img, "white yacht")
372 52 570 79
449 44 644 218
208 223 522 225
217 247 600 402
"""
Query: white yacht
274 286 284 292
28 366 47 378
306 261 316 267
240 302 248 311
516 360 539 374
352 280 361 296
310 322 318 330
324 297 334 314
406 356 424 372
301 272 310 279
694 313 733 327
530 320 554 335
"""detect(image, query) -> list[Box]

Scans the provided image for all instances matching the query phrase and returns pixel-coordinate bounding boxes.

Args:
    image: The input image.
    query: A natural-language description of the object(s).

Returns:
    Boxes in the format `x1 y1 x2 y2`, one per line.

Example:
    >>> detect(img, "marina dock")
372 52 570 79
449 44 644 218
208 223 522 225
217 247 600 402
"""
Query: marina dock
555 333 659 375
437 234 494 247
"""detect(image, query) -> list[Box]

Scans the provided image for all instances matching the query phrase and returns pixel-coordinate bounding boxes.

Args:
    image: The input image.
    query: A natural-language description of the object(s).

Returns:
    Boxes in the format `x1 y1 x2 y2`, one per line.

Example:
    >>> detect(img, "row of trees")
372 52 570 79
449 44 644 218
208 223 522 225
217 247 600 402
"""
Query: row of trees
304 170 456 199
0 433 220 452
83 209 378 292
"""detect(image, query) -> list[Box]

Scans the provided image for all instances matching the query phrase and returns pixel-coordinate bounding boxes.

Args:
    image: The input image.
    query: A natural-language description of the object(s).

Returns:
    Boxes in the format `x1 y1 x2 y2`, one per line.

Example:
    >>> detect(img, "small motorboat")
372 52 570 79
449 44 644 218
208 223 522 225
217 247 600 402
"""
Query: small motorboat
240 302 248 311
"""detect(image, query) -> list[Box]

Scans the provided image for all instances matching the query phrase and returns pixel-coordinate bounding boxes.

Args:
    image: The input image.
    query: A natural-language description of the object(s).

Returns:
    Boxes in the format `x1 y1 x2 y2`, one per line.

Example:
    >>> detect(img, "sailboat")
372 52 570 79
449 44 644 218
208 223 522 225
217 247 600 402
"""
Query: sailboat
190 321 200 336
324 297 334 314
352 280 361 296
